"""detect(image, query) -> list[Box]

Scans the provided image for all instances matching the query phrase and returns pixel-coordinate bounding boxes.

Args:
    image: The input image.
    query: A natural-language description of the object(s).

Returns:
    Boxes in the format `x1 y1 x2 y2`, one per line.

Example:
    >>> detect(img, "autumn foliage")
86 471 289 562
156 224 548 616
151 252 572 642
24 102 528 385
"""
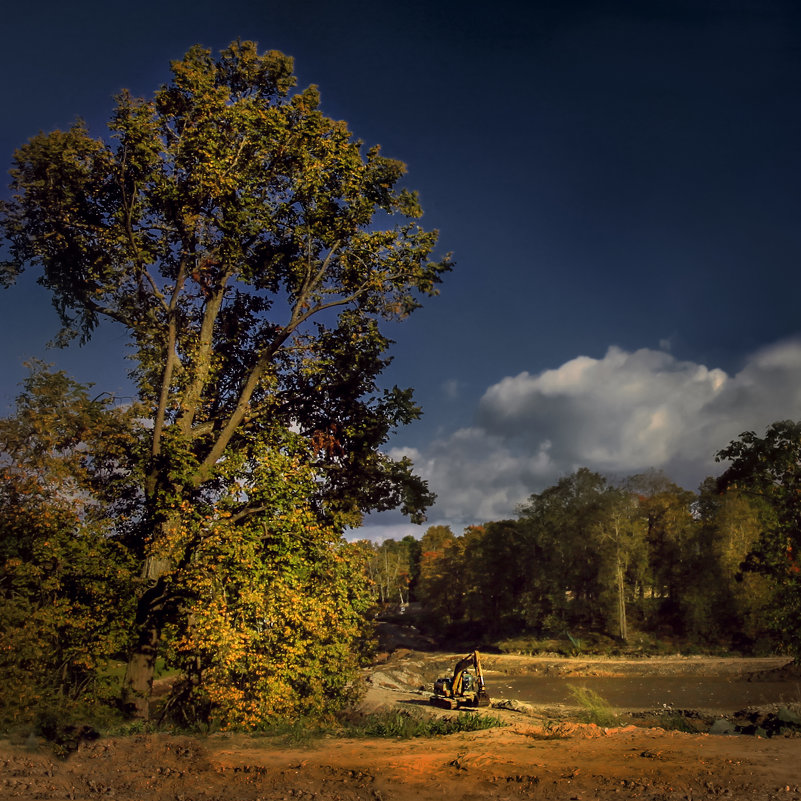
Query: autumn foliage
1 40 447 726
0 367 137 724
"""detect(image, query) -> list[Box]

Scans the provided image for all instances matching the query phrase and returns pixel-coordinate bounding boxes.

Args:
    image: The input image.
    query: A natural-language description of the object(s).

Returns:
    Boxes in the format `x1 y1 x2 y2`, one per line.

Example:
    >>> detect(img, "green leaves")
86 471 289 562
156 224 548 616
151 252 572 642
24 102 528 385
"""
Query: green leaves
161 444 372 728
2 123 120 341
2 39 447 523
717 421 801 655
1 40 450 720
0 367 138 724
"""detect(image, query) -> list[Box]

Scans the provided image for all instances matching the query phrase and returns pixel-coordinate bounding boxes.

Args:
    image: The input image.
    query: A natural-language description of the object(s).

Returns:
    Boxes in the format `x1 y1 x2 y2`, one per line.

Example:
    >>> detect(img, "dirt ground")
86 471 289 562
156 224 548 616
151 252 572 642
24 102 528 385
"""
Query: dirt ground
3 652 801 801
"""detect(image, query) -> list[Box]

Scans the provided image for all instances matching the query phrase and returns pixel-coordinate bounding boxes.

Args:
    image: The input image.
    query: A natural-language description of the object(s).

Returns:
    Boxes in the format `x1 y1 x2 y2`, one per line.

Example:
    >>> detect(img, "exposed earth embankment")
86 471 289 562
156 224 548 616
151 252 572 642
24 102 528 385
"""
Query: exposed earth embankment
3 652 800 800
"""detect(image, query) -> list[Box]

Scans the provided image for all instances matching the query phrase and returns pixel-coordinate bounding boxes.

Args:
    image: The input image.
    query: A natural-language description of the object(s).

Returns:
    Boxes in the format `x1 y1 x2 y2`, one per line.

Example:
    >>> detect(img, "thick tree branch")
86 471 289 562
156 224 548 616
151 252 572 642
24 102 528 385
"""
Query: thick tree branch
189 257 410 485
147 261 187 496
192 331 290 486
177 264 232 437
190 245 349 483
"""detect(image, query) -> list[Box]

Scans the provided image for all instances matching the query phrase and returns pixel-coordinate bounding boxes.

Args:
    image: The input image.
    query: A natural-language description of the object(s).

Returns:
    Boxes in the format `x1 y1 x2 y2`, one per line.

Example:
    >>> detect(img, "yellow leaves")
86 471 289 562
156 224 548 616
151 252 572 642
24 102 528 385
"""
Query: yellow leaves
163 511 371 728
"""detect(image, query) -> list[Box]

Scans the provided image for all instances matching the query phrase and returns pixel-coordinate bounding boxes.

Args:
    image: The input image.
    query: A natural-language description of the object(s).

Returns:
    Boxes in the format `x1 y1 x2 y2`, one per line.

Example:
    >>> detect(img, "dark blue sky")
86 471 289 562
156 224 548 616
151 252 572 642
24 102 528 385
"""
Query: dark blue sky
3 0 801 534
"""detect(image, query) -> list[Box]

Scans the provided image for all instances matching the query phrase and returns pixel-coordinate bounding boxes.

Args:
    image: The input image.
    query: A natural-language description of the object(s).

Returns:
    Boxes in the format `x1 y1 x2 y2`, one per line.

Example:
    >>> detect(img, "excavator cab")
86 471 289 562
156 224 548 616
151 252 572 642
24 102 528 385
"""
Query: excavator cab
430 651 491 710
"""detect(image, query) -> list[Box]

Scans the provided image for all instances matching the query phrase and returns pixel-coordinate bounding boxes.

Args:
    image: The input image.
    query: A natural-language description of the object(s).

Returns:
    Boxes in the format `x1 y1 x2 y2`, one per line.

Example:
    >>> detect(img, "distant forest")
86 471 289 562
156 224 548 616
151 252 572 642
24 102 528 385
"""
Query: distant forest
357 467 783 654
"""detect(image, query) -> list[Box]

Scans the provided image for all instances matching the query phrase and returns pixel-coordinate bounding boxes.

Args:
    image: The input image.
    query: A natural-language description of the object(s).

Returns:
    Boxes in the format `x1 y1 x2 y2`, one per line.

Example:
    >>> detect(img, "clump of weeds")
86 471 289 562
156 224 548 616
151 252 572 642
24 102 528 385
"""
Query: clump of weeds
343 709 505 739
566 685 618 727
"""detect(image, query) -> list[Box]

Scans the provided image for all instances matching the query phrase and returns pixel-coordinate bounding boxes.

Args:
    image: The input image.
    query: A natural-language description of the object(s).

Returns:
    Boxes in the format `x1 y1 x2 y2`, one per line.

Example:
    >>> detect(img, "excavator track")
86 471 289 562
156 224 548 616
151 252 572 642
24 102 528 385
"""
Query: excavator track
429 695 457 709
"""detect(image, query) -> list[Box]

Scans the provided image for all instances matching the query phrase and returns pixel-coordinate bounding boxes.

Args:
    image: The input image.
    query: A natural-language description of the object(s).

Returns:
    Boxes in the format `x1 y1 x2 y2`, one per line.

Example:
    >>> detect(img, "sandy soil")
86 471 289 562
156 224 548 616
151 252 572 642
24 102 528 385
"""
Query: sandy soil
3 653 800 801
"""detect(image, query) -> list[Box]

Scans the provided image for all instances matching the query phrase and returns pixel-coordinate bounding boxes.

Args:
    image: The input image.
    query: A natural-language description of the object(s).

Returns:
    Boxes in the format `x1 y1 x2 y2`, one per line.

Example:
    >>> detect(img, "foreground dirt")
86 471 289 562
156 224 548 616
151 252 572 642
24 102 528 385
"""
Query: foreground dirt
2 723 800 801
3 654 800 800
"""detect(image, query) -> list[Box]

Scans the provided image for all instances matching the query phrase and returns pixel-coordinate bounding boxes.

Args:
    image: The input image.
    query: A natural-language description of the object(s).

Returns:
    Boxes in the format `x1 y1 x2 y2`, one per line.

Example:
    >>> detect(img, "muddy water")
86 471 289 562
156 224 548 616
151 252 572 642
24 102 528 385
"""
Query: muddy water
489 675 801 712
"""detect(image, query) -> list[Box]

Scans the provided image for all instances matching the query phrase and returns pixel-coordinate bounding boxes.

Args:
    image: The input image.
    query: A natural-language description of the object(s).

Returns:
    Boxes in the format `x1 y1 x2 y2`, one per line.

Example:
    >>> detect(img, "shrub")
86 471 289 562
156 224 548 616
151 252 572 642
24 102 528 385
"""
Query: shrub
566 685 618 726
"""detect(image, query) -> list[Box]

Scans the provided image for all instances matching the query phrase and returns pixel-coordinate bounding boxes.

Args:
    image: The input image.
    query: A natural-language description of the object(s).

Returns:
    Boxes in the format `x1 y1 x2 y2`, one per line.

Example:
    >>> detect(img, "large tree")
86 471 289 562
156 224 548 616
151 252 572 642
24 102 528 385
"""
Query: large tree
716 421 801 656
1 41 450 717
627 471 697 629
592 486 646 642
518 468 611 631
695 477 772 648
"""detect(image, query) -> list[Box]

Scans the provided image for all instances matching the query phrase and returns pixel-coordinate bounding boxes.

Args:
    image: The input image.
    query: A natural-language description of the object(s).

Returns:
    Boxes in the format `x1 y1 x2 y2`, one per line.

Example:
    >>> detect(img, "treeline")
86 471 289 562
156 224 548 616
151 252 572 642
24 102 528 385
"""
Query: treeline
360 468 776 652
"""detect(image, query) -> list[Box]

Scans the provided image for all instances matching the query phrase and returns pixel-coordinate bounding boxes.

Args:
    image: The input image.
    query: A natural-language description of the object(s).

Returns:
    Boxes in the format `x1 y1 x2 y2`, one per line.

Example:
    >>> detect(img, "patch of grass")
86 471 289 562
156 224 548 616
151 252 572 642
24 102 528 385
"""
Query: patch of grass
104 719 156 736
344 709 505 739
493 629 756 658
234 709 504 743
566 685 618 727
251 716 336 745
496 636 564 655
495 631 621 657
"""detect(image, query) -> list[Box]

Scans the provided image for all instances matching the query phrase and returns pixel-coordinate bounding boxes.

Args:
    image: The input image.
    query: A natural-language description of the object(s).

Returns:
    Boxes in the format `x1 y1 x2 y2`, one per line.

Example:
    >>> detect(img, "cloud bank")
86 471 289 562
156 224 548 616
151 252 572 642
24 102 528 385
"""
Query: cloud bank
361 338 801 538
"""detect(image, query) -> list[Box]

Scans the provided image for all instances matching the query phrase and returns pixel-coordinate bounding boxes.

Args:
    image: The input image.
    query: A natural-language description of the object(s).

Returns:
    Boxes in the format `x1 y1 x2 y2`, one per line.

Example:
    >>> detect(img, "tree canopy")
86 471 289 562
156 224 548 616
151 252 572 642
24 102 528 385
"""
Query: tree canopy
392 466 775 653
717 421 801 655
1 40 450 721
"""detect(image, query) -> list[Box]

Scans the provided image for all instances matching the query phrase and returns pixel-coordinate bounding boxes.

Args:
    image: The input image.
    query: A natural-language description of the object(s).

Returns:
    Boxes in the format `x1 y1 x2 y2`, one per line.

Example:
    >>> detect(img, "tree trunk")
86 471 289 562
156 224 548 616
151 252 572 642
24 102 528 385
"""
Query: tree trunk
616 554 628 642
122 555 172 718
122 617 161 718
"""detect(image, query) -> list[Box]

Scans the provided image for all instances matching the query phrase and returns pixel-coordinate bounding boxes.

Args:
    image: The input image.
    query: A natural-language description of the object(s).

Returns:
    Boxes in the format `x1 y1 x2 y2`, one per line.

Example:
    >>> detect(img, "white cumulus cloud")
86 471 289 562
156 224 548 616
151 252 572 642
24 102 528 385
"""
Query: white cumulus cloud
365 338 801 536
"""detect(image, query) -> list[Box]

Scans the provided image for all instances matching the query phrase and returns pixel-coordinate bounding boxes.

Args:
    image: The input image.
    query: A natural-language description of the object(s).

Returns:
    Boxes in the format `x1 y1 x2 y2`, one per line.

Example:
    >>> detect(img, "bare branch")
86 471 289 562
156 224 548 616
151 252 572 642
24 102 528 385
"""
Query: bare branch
291 240 341 327
228 504 268 524
140 268 168 308
118 149 170 314
221 136 249 178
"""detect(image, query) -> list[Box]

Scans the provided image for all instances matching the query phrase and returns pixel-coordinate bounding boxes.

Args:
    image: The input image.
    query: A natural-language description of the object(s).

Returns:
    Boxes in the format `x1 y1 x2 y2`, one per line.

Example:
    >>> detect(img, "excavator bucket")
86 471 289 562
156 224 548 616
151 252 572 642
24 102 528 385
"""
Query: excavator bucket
475 688 490 707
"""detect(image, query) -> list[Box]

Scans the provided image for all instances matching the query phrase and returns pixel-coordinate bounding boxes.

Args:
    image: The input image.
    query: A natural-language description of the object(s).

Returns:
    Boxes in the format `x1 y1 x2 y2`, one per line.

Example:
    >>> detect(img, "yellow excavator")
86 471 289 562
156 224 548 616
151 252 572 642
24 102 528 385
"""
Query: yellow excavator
429 651 491 710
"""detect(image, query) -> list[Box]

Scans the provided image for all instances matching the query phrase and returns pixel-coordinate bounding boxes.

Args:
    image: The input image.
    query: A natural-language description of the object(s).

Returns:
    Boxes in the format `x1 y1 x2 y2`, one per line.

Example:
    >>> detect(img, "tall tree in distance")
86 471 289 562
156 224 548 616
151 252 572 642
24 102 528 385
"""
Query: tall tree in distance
594 487 646 642
518 468 610 631
628 471 697 623
695 477 772 648
363 538 416 606
1 41 450 718
716 421 801 656
416 525 457 630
